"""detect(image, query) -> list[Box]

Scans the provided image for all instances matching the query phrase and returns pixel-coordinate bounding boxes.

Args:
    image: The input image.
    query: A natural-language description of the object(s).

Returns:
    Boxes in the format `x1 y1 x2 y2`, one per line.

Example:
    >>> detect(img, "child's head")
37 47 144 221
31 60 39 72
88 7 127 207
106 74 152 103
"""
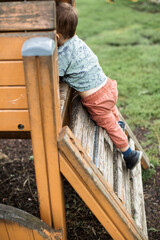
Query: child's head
56 2 78 41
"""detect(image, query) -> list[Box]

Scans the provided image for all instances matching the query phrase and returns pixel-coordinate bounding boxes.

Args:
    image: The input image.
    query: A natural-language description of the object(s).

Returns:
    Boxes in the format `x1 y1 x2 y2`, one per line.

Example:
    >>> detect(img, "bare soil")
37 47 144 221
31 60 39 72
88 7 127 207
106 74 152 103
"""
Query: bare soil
0 138 159 239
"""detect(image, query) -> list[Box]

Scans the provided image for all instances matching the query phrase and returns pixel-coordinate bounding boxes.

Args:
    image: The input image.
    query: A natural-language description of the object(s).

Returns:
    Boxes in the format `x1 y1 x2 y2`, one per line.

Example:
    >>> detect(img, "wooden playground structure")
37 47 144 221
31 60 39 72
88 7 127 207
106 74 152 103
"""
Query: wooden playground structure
0 0 150 239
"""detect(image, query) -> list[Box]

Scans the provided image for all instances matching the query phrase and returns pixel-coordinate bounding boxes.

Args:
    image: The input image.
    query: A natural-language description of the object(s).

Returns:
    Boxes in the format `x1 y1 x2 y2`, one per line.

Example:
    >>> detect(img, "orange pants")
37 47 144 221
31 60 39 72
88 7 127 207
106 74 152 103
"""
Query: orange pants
81 78 128 149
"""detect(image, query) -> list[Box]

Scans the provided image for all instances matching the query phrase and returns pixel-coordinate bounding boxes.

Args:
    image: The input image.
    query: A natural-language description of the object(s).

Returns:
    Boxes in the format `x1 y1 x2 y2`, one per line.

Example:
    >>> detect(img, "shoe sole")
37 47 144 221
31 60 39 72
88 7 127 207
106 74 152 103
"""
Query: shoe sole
130 151 142 171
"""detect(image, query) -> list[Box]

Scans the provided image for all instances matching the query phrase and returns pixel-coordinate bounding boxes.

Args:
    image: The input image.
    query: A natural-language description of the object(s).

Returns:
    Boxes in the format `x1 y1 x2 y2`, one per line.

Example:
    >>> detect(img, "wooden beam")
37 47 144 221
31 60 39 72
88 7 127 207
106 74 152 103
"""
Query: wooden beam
0 32 55 60
58 126 147 240
22 37 66 239
22 55 52 226
0 1 56 31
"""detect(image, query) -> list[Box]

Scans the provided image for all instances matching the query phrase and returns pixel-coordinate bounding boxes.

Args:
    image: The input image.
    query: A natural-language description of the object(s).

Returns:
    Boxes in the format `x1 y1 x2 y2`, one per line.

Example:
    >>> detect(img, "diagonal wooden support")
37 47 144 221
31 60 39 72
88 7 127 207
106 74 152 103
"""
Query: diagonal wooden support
58 126 148 240
22 37 66 239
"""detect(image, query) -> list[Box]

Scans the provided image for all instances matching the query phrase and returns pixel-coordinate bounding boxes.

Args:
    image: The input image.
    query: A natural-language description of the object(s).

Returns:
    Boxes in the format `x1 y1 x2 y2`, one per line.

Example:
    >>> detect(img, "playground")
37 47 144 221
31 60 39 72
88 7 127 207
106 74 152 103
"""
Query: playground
0 0 160 239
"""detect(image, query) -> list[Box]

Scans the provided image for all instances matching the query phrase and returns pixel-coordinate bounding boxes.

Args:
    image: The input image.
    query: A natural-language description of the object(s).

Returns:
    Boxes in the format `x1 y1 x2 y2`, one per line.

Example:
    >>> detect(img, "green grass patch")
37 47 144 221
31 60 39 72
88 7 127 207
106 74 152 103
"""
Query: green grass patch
76 0 160 180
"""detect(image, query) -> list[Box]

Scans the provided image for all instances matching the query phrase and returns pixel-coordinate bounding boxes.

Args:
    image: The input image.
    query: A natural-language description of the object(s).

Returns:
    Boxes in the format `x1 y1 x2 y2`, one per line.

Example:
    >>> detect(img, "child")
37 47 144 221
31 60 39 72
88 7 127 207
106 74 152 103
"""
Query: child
56 2 142 170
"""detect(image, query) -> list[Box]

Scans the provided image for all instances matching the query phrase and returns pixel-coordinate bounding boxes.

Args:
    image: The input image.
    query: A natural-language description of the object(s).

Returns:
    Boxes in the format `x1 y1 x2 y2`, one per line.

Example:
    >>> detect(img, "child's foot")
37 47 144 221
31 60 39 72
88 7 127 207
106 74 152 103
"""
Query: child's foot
124 150 142 170
118 120 125 132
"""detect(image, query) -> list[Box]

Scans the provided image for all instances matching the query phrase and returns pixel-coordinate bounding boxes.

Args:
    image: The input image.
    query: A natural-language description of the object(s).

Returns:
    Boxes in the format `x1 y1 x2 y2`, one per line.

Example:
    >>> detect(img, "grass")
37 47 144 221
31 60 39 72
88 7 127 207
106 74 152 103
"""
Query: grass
76 0 160 180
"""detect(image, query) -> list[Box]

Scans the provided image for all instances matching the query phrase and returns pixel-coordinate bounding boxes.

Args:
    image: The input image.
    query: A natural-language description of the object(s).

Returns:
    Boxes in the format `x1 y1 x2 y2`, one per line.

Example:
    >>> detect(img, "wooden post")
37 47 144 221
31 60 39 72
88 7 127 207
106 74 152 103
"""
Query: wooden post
22 37 66 239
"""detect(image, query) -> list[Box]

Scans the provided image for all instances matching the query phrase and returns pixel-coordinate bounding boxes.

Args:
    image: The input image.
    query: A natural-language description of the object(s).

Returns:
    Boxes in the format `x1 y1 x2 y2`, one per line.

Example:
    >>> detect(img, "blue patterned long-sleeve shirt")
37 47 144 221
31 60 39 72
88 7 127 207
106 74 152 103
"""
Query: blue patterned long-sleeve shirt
58 35 107 92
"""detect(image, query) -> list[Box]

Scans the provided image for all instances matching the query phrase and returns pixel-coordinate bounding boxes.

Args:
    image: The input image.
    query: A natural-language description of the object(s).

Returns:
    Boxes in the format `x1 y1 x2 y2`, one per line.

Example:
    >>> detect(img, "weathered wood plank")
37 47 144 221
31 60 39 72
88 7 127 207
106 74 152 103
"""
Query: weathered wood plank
129 138 148 238
0 204 63 240
0 110 30 131
95 127 114 188
60 82 70 115
114 149 132 214
70 96 95 160
123 164 131 215
0 61 25 85
58 126 147 240
0 87 27 109
0 32 55 60
60 81 72 126
114 149 124 203
119 111 150 169
0 1 55 31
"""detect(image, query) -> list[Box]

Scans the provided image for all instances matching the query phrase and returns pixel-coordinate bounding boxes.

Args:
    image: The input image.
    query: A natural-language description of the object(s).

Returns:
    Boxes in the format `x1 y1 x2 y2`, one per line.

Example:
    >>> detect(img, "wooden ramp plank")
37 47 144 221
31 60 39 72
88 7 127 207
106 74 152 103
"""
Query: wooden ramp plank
114 150 124 203
59 81 72 126
129 138 148 238
0 1 56 31
58 126 147 240
70 96 95 160
114 149 132 214
119 111 150 169
96 127 114 189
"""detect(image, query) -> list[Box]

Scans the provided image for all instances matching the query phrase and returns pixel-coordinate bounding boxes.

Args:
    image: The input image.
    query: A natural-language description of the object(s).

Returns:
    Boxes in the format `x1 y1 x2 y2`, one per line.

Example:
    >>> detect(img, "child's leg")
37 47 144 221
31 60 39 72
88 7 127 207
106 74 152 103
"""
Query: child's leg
91 108 128 150
81 79 128 150
112 105 119 122
81 78 142 170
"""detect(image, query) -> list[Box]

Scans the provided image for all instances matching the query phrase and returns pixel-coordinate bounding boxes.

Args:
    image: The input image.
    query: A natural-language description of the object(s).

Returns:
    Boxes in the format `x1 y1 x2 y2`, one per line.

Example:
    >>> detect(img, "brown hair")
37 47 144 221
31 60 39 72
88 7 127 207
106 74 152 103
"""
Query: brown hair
56 2 78 39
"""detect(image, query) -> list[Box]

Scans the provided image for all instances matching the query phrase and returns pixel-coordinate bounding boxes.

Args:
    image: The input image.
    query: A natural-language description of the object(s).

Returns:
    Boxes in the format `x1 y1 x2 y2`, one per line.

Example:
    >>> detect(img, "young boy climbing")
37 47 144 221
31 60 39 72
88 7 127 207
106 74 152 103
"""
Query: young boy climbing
56 2 142 170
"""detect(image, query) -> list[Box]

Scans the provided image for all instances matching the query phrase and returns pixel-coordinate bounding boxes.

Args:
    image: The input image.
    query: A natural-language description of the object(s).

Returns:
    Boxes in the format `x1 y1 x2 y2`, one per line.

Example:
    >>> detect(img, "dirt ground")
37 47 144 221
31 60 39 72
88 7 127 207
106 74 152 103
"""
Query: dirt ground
0 138 159 240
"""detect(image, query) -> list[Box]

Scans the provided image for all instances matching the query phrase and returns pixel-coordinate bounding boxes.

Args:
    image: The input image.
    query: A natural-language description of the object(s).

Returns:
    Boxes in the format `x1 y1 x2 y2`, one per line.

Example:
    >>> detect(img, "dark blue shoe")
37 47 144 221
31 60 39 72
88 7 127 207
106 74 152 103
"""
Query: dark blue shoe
124 150 142 170
118 120 125 132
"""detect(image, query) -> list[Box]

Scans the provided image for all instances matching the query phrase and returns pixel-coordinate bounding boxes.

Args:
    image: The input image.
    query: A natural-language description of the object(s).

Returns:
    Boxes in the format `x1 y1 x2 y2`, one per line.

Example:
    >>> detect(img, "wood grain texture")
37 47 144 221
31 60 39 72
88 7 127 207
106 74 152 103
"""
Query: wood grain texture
59 81 72 126
70 96 95 160
0 110 30 131
114 149 132 214
0 32 55 60
0 204 63 240
0 87 27 109
58 126 147 240
119 111 150 169
129 138 148 238
0 61 25 85
96 128 114 189
23 52 66 238
0 1 55 31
